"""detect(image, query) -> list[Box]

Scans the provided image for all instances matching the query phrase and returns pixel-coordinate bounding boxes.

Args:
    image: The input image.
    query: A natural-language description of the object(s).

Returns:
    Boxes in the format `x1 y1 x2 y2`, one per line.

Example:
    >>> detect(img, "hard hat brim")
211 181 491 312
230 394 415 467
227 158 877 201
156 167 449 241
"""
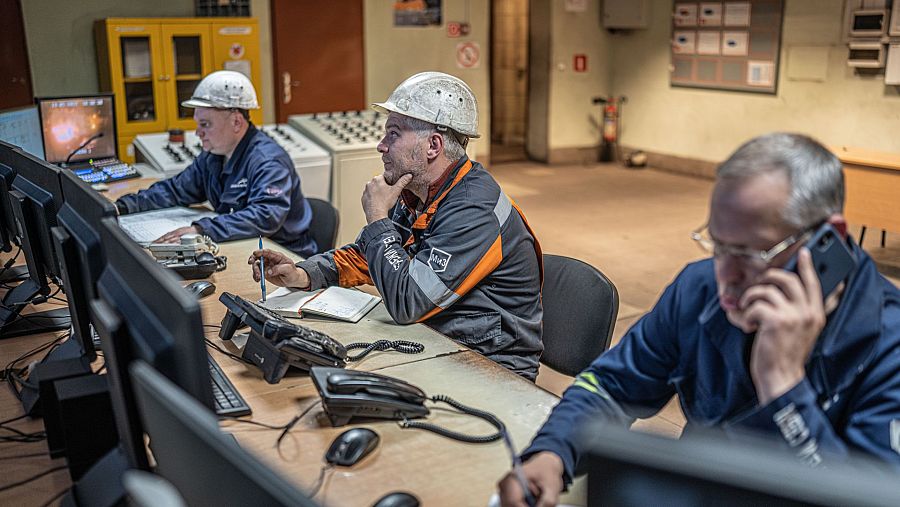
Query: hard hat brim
370 102 481 139
181 98 217 108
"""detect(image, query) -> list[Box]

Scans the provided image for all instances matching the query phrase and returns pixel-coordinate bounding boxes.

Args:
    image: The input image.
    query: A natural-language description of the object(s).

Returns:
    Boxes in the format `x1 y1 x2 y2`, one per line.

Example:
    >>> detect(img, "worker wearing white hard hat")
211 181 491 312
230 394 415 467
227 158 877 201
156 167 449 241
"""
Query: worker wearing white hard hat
117 70 316 256
251 71 544 380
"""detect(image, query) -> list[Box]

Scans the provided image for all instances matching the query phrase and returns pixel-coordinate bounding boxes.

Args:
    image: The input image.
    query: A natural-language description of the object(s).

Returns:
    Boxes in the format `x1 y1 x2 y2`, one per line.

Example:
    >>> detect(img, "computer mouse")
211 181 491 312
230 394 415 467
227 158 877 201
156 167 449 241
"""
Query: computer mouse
371 491 420 507
324 428 379 467
185 280 216 299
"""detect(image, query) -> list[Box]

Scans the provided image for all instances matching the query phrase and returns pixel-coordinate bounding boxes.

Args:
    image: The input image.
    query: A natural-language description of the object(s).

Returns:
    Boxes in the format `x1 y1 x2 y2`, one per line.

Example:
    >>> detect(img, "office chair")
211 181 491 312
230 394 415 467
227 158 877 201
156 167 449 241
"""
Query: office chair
540 254 619 377
307 198 339 254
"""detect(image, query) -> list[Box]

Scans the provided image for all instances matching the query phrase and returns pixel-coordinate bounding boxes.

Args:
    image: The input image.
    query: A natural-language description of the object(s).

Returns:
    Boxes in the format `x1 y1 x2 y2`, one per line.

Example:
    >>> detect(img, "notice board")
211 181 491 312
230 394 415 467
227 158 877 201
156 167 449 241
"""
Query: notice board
670 1 784 94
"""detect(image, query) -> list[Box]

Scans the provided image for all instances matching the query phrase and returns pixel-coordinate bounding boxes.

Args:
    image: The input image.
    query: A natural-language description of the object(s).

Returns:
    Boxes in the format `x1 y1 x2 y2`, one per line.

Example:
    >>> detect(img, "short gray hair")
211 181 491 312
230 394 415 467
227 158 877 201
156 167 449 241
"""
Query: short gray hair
716 132 844 229
397 114 468 161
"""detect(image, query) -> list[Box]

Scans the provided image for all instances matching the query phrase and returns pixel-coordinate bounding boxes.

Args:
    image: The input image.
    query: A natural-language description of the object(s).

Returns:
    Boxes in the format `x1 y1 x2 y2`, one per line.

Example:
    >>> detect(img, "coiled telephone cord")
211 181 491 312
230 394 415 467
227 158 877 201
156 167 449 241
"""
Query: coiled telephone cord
344 340 425 362
399 394 504 444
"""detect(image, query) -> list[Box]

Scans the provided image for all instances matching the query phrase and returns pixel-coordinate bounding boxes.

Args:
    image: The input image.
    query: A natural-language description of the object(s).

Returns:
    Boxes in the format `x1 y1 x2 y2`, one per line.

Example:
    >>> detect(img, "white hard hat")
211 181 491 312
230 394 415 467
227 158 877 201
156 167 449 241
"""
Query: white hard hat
372 71 480 138
181 70 259 110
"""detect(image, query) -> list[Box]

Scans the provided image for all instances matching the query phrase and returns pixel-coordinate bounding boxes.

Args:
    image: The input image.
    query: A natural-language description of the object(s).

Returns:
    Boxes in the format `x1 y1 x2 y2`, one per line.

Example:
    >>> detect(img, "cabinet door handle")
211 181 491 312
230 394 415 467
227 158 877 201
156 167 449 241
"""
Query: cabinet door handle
282 72 292 104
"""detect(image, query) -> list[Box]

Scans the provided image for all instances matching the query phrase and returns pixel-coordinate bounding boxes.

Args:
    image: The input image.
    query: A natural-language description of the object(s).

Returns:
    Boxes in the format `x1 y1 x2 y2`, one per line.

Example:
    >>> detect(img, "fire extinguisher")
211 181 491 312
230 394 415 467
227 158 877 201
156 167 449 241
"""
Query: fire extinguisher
602 102 618 143
592 96 627 162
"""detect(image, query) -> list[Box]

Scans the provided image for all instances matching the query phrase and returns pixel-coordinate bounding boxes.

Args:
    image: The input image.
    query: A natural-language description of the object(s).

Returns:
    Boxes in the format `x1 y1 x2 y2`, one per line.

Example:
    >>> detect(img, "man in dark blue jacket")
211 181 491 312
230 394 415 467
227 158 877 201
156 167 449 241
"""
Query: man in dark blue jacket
116 70 316 256
498 133 900 506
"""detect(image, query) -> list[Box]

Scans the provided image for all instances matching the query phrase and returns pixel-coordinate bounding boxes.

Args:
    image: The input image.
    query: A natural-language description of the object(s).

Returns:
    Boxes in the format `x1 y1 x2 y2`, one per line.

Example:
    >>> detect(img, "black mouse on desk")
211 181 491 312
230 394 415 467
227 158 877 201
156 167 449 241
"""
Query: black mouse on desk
185 280 216 299
325 428 379 467
372 491 420 507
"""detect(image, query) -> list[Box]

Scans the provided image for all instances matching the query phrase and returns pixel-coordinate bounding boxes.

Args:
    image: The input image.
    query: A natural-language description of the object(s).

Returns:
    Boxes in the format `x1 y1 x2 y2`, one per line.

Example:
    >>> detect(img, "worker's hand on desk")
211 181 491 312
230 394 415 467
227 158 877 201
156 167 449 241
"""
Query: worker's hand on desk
154 225 200 244
249 249 310 289
362 173 412 224
497 451 564 507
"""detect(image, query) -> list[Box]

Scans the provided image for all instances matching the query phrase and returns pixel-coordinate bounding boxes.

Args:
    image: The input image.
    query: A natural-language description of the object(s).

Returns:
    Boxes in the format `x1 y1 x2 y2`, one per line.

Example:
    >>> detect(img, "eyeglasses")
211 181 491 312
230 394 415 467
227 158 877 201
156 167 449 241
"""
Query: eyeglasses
690 223 816 269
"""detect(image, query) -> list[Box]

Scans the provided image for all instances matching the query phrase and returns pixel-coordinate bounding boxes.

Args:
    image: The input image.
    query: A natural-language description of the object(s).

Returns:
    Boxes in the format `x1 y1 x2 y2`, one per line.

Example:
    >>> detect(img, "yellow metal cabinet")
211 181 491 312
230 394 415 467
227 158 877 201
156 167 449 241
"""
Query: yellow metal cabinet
95 17 261 163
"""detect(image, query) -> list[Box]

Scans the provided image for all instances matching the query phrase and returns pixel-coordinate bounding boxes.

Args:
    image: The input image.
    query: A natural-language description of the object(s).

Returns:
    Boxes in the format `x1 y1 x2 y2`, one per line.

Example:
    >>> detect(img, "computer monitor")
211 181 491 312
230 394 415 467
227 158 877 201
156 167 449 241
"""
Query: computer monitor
0 106 45 159
50 170 117 361
0 141 21 253
36 94 118 165
129 360 318 506
582 424 900 507
89 216 213 470
0 149 70 337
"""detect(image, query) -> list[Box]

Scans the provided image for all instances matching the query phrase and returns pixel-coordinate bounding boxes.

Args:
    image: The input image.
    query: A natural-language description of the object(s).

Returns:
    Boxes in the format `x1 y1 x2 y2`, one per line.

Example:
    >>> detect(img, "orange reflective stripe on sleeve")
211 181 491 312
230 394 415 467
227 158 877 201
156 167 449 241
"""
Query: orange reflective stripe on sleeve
332 249 373 287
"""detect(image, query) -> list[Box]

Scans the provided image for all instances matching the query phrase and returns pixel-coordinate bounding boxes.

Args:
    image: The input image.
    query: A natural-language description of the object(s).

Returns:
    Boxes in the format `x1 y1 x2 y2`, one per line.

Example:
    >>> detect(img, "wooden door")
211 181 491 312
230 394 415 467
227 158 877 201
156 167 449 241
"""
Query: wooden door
271 0 365 122
0 0 33 110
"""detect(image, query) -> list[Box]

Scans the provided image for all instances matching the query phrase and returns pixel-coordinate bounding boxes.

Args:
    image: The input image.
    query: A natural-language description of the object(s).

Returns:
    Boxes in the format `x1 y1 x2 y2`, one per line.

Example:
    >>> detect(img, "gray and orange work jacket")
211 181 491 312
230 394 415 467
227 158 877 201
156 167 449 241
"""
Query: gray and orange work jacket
296 156 544 380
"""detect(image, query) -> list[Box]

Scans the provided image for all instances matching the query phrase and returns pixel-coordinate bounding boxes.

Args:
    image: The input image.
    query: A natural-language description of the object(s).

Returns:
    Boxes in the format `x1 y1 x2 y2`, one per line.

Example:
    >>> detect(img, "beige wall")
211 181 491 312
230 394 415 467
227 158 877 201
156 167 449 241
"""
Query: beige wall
548 1 612 149
21 0 193 96
364 0 491 161
251 0 275 123
610 0 900 162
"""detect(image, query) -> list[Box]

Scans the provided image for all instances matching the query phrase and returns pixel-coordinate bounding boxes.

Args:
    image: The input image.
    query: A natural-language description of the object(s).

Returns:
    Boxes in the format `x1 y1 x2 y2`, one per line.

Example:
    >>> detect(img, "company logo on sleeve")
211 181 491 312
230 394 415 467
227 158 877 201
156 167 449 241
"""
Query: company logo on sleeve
230 178 249 189
428 247 452 273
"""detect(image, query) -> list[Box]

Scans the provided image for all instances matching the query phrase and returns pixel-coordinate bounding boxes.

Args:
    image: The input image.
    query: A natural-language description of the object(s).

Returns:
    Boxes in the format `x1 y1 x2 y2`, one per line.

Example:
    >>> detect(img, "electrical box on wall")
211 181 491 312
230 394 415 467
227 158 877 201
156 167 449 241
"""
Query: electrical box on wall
847 40 885 68
603 0 649 29
886 43 900 84
891 1 900 36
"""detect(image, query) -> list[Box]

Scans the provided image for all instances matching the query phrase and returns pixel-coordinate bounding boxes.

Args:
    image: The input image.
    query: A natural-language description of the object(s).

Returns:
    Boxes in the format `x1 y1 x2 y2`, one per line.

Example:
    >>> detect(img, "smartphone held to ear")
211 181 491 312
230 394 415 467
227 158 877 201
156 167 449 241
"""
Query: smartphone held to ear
783 223 857 297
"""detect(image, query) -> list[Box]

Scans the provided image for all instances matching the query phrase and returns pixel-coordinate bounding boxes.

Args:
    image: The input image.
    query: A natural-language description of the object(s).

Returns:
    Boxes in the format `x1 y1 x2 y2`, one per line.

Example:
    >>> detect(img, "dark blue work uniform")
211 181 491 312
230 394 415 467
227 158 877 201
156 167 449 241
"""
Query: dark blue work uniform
117 124 315 256
523 242 900 482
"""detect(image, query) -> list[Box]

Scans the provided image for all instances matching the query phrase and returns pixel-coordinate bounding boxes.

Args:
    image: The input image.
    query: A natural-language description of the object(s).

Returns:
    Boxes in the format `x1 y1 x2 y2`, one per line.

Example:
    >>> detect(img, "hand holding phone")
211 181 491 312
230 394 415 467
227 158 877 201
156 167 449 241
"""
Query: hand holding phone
748 222 857 404
782 223 856 298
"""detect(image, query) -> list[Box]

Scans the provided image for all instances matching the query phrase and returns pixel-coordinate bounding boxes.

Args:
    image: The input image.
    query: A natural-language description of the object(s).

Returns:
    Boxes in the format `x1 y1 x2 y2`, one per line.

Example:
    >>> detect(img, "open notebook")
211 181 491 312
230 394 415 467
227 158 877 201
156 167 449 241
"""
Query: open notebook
259 286 381 323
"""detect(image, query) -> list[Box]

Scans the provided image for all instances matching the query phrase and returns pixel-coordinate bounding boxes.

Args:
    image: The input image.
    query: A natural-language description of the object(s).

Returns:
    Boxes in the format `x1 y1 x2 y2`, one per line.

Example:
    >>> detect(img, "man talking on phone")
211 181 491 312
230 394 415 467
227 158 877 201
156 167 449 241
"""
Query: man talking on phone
498 133 900 506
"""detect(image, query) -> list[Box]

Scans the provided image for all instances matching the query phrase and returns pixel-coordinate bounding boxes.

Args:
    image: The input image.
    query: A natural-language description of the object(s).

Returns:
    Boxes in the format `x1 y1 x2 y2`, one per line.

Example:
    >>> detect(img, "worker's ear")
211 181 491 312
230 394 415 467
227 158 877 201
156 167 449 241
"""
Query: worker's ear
426 131 444 160
230 110 244 132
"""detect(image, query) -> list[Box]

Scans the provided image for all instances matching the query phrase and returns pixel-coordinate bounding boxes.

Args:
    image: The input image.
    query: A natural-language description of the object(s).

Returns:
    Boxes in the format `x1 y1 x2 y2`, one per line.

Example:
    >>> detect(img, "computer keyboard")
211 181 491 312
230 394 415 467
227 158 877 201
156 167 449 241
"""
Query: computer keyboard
71 158 140 184
208 353 252 417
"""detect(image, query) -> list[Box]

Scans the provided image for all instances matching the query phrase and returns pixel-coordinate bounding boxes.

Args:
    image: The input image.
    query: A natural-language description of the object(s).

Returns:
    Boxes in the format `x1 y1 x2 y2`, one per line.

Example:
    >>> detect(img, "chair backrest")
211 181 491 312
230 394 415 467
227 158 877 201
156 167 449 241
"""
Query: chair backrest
307 198 339 254
541 254 619 377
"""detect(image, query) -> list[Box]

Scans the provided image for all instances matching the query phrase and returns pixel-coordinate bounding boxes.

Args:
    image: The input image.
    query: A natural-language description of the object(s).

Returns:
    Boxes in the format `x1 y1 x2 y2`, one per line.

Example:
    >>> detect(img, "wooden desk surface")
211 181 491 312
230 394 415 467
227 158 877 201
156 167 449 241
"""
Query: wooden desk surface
225 351 558 507
829 146 900 234
1 197 560 506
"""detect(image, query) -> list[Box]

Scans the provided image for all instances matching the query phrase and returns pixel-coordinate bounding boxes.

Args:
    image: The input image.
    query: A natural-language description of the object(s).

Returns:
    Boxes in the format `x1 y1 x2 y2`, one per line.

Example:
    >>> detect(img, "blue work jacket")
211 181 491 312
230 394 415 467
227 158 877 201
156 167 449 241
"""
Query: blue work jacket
523 241 900 482
117 124 315 256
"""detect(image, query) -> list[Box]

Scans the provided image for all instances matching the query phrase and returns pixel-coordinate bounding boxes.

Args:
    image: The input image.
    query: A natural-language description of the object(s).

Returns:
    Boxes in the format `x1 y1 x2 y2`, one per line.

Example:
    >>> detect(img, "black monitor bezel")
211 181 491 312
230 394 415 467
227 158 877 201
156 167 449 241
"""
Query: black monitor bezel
129 360 318 506
35 93 118 165
6 149 64 284
90 216 213 469
582 424 900 507
51 170 117 361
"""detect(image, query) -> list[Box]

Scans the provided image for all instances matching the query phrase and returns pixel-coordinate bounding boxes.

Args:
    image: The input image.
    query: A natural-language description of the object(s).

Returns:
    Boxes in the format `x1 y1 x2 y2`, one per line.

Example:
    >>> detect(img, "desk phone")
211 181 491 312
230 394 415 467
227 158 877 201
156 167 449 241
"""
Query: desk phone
218 292 347 383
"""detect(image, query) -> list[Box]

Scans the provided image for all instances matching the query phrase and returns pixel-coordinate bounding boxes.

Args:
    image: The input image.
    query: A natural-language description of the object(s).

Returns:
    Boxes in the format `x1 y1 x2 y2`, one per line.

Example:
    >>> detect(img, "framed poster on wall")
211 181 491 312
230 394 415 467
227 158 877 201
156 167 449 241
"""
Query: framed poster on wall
670 1 783 94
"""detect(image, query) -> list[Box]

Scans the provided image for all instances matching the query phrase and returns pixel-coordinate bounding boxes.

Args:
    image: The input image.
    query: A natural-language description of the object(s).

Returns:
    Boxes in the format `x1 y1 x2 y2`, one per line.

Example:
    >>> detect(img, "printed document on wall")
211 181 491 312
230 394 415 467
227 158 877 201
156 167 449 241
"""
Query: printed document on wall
747 61 775 87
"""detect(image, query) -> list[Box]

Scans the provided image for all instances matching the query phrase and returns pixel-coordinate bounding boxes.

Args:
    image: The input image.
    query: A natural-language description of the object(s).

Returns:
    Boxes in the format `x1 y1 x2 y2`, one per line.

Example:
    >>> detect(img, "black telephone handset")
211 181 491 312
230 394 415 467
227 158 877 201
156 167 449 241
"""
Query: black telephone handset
326 371 427 404
310 367 430 426
782 223 856 297
218 292 347 383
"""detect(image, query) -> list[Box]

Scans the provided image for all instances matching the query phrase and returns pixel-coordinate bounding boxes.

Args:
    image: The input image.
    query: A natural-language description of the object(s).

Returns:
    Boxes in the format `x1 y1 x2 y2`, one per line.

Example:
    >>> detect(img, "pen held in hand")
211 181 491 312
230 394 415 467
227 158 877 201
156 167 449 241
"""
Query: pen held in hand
258 236 267 302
